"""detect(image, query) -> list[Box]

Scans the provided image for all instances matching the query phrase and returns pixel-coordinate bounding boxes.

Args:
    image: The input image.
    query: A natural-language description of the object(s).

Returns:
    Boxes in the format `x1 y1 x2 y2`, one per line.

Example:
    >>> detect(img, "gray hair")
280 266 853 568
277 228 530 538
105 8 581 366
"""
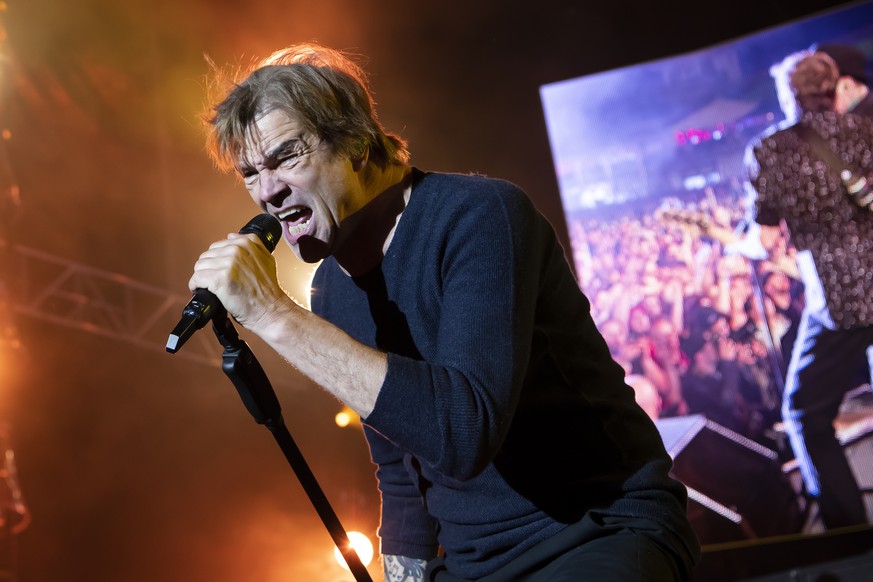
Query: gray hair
206 43 409 173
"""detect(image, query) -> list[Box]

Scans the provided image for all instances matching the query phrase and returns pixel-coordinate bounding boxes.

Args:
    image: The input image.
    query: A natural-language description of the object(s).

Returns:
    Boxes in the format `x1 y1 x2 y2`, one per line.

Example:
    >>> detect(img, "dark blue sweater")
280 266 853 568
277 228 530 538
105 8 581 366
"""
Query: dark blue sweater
310 170 697 578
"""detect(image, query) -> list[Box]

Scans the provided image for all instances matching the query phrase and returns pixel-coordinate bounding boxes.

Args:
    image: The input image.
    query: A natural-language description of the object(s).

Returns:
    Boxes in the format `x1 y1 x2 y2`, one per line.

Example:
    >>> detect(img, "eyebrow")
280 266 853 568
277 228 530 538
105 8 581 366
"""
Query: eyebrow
265 138 303 161
238 137 304 176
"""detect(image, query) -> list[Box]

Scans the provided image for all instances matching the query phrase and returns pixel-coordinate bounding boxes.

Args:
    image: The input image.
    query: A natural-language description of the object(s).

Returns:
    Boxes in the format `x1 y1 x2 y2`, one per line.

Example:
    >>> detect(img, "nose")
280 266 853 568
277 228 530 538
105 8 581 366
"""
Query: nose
256 168 289 206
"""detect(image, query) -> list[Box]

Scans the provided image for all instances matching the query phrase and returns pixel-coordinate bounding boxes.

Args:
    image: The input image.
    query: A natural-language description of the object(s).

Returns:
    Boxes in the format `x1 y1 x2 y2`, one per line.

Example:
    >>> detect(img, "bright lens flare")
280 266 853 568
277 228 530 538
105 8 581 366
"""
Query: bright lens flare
335 410 351 428
334 405 360 428
333 531 374 571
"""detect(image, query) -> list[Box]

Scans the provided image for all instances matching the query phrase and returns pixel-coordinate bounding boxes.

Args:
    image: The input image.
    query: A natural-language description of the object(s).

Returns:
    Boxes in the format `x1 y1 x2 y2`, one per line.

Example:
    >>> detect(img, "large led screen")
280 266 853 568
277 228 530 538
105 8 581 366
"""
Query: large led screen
541 1 873 545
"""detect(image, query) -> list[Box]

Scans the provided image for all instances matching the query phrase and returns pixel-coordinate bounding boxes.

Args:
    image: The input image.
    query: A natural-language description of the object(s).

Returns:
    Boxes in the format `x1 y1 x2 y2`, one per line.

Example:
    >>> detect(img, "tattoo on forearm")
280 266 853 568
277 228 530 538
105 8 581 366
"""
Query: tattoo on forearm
383 554 428 582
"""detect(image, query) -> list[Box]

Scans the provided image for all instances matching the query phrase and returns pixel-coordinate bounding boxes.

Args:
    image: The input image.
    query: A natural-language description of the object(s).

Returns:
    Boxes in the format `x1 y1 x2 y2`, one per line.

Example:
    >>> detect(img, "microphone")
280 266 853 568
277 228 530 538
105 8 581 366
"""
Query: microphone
166 213 282 354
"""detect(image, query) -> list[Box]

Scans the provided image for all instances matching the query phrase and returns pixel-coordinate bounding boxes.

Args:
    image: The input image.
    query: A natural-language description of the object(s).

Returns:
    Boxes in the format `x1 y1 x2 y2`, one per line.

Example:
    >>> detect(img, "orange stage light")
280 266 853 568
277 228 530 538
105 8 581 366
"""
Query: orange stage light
333 531 374 571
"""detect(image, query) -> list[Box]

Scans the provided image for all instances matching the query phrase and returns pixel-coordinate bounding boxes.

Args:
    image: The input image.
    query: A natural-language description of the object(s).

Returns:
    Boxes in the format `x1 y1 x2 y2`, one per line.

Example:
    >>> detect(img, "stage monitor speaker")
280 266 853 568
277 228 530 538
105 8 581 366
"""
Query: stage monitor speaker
656 415 805 545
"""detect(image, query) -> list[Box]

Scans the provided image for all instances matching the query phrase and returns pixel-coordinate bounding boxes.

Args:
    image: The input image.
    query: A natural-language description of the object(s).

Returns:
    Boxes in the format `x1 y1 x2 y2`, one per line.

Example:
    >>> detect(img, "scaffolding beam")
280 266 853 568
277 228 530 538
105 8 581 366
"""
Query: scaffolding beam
1 239 220 366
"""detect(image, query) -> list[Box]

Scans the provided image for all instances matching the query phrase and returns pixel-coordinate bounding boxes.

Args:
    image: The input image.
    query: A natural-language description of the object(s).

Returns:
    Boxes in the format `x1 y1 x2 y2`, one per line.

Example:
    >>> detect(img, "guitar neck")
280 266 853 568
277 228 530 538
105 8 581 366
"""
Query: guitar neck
656 209 738 246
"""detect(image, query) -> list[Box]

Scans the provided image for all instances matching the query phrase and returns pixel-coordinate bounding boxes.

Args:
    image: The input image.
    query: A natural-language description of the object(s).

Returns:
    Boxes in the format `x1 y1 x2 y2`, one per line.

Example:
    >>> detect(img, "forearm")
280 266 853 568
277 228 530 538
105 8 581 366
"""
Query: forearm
187 234 387 417
383 555 429 582
254 295 387 418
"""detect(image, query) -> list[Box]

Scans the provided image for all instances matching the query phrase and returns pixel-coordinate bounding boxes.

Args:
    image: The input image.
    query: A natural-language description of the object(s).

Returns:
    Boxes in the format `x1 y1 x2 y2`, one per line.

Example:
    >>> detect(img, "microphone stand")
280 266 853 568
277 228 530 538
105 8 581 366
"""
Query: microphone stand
210 310 373 582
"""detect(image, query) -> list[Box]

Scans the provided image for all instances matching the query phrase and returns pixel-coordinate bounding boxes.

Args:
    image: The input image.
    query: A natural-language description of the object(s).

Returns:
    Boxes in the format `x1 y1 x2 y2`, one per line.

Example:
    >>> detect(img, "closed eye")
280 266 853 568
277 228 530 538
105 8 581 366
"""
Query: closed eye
241 168 259 186
278 152 302 167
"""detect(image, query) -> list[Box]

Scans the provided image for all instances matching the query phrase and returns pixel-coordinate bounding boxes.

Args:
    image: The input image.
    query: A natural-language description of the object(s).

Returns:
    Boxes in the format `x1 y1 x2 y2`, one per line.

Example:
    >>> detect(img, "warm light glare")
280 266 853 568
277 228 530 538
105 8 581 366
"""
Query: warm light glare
333 531 374 571
275 245 319 311
335 410 351 428
334 405 360 428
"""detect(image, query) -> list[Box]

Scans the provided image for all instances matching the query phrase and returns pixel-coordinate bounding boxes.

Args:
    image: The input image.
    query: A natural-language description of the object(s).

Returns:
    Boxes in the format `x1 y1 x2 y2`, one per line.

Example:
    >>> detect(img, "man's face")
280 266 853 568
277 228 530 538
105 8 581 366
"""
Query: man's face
238 109 366 263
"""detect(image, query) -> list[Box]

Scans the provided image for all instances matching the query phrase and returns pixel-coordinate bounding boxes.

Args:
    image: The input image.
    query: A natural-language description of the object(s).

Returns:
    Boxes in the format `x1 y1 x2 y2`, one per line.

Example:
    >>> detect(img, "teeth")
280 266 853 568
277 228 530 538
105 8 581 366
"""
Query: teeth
278 207 306 221
288 218 311 237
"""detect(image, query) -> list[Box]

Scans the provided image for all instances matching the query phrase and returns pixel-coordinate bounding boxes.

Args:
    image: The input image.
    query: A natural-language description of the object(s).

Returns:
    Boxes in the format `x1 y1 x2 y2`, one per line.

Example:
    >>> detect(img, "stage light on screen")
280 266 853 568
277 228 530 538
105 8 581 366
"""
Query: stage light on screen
333 530 374 571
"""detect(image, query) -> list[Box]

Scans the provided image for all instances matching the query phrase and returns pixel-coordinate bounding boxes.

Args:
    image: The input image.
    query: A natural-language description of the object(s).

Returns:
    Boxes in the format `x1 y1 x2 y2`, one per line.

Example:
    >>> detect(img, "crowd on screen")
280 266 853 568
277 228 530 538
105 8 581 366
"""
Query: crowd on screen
567 184 805 448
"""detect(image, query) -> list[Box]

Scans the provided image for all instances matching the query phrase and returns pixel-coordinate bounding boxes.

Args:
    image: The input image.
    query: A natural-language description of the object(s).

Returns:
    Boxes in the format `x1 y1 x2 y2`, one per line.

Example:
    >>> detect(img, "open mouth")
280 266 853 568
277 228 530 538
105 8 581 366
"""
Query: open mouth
278 206 313 238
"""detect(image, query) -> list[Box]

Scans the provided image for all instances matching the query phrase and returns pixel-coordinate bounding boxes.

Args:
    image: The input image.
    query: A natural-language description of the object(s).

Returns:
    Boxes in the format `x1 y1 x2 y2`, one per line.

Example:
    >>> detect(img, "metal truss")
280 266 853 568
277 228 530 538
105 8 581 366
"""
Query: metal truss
1 240 221 367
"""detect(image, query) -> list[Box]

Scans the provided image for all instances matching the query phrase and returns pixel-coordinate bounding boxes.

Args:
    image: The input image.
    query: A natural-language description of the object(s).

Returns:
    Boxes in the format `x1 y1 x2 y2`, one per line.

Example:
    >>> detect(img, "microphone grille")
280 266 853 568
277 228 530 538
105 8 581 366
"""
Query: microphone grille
241 213 282 252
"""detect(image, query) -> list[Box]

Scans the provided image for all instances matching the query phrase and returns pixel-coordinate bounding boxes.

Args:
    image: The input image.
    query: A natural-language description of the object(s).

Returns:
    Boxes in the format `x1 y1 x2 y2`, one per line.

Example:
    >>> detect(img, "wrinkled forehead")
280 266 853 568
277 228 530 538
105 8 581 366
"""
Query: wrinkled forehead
235 108 312 170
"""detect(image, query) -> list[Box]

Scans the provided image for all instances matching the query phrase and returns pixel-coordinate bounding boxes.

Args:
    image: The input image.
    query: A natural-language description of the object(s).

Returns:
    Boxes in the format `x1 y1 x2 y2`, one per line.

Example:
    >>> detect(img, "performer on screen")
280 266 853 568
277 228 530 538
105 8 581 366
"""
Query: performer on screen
746 48 873 529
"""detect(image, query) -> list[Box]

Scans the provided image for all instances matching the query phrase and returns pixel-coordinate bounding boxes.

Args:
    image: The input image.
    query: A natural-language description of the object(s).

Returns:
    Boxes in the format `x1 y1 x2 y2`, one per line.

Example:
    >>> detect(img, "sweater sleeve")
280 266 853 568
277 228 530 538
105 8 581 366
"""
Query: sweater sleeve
364 180 546 481
363 425 440 558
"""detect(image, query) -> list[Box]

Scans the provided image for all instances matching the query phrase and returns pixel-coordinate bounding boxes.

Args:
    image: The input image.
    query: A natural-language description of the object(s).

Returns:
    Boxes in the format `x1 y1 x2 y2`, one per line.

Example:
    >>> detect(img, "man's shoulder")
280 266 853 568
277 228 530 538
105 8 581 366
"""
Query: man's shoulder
414 169 530 210
417 169 522 194
753 119 796 145
408 170 543 240
742 120 793 166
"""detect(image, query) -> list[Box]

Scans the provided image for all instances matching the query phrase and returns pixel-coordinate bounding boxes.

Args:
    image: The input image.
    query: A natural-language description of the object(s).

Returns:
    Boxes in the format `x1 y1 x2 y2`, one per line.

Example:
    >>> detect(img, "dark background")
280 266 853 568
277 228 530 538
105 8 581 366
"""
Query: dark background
0 1 858 580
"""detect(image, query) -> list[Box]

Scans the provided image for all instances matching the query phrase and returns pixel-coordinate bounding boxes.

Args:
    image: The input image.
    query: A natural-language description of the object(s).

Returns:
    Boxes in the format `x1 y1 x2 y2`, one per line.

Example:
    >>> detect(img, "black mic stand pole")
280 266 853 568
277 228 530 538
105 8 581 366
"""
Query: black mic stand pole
210 309 373 582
